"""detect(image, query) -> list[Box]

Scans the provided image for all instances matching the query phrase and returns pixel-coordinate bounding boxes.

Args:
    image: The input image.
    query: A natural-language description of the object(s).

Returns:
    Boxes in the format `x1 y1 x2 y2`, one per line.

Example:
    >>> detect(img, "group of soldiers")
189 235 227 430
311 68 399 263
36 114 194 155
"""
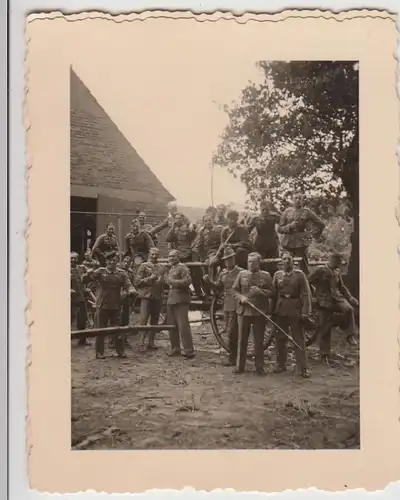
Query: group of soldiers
70 193 359 377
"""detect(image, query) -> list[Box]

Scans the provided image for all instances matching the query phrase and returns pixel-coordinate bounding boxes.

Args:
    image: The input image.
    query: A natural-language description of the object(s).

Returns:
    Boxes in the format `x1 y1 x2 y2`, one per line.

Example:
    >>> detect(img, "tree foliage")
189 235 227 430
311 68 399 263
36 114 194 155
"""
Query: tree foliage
213 61 359 214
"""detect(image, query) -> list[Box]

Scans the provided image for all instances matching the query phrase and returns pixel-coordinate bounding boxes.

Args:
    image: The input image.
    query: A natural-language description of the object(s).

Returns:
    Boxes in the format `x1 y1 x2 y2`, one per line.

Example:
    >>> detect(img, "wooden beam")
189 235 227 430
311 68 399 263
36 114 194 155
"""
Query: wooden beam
71 324 177 339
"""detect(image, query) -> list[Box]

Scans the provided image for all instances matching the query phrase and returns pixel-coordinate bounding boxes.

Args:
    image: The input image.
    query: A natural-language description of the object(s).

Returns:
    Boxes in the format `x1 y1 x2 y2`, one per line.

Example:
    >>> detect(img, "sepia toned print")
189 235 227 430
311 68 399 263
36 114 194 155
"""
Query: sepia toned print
26 10 399 492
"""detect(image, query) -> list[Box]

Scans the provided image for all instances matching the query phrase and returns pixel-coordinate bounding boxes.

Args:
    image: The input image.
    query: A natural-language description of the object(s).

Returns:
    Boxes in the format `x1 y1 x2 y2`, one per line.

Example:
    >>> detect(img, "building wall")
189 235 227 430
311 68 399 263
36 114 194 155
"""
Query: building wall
70 68 175 256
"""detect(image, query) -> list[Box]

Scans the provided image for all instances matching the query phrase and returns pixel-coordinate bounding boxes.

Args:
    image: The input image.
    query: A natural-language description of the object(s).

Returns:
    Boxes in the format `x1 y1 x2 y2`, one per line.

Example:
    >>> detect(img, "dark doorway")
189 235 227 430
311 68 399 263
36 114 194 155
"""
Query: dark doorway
70 196 98 259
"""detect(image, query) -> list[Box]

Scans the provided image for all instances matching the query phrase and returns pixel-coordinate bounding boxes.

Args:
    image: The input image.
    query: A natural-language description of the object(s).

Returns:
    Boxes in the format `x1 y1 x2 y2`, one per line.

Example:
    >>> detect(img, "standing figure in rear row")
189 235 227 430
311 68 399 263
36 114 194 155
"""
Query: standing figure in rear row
278 192 325 274
91 222 120 267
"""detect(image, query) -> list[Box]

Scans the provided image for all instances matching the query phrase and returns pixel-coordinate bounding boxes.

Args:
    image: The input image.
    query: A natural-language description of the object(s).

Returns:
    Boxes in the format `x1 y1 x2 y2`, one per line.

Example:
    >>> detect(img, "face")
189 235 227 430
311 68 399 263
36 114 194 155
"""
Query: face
217 205 225 215
106 256 118 270
149 249 159 262
226 255 235 269
174 214 183 226
106 224 115 236
293 194 304 208
282 253 293 271
122 256 132 269
168 252 179 266
329 255 341 269
131 221 140 234
70 254 78 267
227 214 238 228
138 213 146 224
248 256 260 272
261 204 270 217
204 217 213 230
168 203 177 214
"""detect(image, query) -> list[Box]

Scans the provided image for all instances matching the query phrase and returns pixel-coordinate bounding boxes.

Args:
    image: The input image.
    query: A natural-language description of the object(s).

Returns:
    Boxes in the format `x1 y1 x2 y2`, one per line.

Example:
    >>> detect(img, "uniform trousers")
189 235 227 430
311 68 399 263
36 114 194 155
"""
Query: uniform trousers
316 299 356 356
71 301 87 344
274 315 308 371
139 297 162 347
96 308 123 356
167 303 194 355
237 315 265 372
224 311 238 363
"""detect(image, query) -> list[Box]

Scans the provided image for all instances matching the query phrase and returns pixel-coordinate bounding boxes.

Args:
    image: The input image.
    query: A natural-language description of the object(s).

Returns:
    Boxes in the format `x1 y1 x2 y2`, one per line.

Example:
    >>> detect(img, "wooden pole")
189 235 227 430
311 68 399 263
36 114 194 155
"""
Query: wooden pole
71 324 177 340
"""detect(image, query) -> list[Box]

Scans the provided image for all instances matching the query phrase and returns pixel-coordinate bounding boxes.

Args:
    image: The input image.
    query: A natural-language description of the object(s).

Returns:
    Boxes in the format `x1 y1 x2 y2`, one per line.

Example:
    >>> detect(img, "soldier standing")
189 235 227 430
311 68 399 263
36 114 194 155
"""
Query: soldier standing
272 252 312 378
91 222 120 266
118 254 135 347
215 204 228 226
125 218 155 263
247 200 281 276
165 213 203 297
70 252 89 346
233 252 273 375
278 192 325 274
308 251 359 363
220 210 253 269
192 214 222 285
166 250 195 358
203 246 242 366
89 251 137 359
135 247 166 352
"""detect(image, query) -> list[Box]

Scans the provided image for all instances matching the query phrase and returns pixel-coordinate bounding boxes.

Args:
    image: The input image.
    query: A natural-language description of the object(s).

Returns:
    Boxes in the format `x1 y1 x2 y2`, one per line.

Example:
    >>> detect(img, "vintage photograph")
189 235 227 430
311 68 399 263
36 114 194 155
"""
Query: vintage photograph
25 9 399 492
70 55 360 450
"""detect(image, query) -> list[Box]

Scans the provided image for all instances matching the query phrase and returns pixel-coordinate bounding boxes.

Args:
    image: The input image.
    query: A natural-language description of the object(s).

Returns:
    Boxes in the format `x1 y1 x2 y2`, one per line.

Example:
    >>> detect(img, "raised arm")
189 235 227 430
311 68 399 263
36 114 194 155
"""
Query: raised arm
91 235 104 258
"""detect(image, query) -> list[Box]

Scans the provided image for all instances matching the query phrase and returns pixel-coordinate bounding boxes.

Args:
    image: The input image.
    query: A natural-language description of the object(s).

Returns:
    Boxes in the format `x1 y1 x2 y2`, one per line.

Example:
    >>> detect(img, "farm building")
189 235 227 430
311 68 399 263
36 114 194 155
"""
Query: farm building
70 67 175 257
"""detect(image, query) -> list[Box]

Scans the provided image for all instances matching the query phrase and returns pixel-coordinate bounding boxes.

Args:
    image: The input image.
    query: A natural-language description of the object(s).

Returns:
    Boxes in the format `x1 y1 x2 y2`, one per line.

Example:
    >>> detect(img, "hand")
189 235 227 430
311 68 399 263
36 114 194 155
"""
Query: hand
149 273 158 281
249 286 262 295
349 297 359 307
239 294 248 304
121 291 128 300
203 274 210 283
209 256 219 266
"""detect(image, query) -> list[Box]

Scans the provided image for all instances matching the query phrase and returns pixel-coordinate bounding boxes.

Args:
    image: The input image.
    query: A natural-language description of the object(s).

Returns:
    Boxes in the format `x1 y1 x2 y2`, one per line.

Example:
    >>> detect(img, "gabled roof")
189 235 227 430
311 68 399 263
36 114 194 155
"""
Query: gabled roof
70 67 174 203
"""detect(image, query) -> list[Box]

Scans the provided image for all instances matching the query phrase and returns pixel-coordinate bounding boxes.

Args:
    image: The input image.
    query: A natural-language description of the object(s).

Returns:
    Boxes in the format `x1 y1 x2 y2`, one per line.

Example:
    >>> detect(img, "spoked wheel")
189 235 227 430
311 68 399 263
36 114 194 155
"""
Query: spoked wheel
305 311 319 347
210 295 275 353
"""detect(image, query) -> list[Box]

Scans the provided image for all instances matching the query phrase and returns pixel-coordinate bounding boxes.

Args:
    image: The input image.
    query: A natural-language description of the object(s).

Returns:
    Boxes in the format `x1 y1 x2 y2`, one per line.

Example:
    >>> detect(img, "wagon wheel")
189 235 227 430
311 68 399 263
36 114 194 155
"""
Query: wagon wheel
210 295 275 353
304 311 319 347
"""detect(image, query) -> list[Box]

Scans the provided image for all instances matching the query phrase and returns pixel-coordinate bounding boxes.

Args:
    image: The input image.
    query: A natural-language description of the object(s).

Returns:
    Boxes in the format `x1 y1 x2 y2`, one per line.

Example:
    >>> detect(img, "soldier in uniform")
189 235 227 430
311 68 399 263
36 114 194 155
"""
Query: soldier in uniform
70 252 89 346
192 214 223 286
125 218 155 263
166 249 195 358
165 213 203 297
215 204 228 226
233 252 274 375
247 199 281 276
271 252 312 378
203 246 242 366
82 249 99 270
135 247 166 352
137 211 159 246
118 254 135 347
220 210 253 269
89 251 137 359
278 192 325 274
308 251 359 363
91 222 120 266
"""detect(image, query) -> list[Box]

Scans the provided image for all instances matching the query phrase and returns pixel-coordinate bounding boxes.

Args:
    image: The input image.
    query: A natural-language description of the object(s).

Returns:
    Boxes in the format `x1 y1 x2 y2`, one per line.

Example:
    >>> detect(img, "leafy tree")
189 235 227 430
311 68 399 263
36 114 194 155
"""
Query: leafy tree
214 61 359 296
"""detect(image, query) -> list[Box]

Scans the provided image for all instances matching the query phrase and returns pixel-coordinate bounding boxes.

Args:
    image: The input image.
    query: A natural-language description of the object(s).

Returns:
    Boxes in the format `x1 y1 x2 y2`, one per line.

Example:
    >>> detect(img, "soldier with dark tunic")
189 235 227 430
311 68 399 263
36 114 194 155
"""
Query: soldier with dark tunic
125 218 155 263
166 249 195 358
247 199 281 276
89 251 136 359
165 213 203 297
272 252 312 378
137 211 159 246
91 222 120 266
220 210 253 269
233 252 274 375
135 247 167 352
192 214 223 286
308 251 359 363
118 254 135 347
278 192 325 274
203 246 242 366
82 249 99 270
70 252 89 346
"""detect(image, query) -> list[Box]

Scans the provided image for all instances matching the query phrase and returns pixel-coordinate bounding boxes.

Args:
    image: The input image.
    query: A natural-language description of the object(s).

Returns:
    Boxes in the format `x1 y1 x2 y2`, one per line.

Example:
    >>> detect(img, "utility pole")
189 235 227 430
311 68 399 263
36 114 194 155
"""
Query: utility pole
210 160 215 207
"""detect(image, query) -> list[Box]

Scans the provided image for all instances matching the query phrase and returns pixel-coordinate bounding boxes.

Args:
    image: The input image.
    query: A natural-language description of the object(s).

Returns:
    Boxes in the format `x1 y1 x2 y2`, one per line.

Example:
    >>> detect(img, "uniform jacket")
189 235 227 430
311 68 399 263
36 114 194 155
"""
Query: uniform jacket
124 231 155 259
278 207 325 249
247 213 281 255
91 267 135 310
166 263 192 305
71 267 86 303
233 269 273 316
192 225 223 260
91 233 119 259
166 224 197 260
272 269 312 317
308 265 352 309
135 261 166 300
210 265 242 312
220 225 252 252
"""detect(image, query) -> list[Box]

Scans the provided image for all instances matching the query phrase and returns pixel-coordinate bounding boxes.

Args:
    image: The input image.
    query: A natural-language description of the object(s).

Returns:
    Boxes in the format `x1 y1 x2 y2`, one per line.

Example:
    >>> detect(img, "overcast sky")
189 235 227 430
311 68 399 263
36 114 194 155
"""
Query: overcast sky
66 19 266 208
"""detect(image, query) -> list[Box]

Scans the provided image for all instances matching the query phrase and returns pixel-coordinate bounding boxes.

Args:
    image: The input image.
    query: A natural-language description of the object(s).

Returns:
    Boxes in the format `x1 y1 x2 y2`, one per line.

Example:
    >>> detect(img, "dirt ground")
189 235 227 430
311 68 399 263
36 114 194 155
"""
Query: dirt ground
71 322 359 450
